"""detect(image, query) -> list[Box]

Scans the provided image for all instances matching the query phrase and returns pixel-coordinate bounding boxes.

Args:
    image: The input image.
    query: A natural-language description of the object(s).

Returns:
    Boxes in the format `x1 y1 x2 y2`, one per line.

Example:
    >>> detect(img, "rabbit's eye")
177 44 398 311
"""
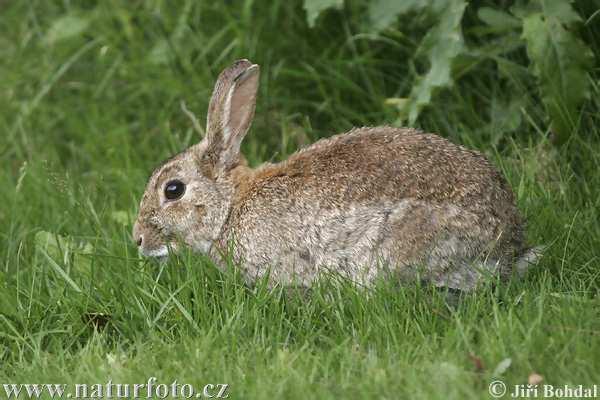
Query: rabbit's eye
164 180 186 200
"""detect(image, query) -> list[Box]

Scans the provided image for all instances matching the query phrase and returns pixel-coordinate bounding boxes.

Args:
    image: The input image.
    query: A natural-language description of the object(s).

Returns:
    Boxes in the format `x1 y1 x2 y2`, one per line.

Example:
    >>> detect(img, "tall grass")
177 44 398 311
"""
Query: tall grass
1 1 599 398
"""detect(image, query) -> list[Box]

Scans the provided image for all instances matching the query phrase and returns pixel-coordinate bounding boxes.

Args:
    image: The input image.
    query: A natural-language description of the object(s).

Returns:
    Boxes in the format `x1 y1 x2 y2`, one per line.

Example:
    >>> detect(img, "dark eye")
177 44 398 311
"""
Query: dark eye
164 180 186 200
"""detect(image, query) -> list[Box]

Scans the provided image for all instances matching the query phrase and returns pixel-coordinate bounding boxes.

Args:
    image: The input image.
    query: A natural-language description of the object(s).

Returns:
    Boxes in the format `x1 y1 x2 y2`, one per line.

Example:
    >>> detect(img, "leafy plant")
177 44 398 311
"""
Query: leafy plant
304 0 344 27
520 0 594 143
304 0 596 143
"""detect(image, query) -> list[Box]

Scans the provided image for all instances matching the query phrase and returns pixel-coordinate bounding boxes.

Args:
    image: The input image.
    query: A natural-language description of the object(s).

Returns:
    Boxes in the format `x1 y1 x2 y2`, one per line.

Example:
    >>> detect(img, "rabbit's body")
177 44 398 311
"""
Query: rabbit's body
219 127 525 289
133 60 537 291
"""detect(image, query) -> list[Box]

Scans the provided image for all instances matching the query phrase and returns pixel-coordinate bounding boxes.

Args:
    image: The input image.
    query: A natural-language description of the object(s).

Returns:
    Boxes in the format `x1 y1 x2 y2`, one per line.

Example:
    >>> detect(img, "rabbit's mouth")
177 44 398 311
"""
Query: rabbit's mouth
140 245 169 258
139 242 179 260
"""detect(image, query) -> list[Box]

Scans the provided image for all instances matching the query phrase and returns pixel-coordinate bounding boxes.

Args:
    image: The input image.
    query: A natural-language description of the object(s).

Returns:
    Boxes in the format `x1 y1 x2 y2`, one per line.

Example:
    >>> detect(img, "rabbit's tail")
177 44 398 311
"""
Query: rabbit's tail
515 246 545 276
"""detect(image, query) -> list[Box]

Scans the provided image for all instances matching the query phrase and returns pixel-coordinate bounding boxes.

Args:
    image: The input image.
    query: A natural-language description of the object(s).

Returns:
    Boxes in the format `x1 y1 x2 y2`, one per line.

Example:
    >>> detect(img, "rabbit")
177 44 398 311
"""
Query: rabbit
133 59 539 291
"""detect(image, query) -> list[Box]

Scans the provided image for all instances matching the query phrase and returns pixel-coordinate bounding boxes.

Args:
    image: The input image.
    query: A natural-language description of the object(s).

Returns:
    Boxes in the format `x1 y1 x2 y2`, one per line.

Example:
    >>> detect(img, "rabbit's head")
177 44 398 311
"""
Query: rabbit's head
133 59 259 258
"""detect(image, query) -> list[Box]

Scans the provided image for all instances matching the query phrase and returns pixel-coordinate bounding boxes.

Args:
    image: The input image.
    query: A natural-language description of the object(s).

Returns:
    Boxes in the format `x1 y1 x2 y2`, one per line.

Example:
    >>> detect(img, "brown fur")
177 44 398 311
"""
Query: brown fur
133 60 535 290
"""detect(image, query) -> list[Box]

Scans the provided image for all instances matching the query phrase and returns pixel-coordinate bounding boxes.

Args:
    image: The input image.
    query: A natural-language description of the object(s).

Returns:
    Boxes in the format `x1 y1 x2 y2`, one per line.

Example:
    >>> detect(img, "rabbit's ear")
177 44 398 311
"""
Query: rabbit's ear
202 59 259 177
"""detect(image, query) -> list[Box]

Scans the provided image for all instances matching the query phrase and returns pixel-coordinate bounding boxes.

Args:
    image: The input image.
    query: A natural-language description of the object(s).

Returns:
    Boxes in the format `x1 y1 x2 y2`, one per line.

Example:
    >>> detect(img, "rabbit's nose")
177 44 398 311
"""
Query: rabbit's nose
132 222 143 247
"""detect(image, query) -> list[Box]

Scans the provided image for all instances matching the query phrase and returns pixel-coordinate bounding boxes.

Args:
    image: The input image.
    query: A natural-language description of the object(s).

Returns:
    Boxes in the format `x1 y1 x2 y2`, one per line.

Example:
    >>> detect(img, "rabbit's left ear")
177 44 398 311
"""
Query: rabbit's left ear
201 60 260 177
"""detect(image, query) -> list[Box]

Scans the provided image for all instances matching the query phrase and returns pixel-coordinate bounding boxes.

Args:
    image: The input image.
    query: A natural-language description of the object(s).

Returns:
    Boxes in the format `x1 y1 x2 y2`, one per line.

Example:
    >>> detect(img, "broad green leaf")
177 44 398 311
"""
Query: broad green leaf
537 0 581 23
368 0 424 32
522 0 593 143
478 7 521 31
303 0 343 28
45 14 91 44
402 0 467 124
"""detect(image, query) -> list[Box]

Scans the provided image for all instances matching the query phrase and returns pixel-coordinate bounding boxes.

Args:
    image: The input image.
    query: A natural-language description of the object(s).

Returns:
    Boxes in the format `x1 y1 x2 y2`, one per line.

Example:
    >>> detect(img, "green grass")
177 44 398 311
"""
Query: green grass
1 1 600 399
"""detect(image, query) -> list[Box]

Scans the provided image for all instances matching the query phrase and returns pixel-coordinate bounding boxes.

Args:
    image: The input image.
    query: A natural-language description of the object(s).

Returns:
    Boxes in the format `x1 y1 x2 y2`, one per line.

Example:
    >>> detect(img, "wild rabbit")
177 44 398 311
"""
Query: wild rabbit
133 59 538 290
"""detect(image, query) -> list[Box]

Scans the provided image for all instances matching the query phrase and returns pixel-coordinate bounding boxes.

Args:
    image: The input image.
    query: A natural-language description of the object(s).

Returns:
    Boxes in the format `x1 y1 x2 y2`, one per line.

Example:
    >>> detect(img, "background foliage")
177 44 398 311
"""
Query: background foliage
1 0 599 398
307 0 597 142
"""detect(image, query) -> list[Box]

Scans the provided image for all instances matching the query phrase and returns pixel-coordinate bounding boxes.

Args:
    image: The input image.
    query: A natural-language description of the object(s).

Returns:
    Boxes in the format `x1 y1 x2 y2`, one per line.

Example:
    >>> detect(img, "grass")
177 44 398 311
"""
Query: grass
1 1 600 399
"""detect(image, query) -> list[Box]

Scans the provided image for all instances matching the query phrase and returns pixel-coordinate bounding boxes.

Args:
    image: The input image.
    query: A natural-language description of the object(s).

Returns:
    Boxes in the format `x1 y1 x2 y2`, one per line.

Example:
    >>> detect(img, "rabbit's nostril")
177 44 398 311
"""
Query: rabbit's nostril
136 236 143 247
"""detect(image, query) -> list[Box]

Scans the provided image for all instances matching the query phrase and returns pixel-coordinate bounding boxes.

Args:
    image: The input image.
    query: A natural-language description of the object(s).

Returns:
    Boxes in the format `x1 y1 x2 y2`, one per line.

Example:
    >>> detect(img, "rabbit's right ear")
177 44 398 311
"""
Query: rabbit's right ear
200 59 260 178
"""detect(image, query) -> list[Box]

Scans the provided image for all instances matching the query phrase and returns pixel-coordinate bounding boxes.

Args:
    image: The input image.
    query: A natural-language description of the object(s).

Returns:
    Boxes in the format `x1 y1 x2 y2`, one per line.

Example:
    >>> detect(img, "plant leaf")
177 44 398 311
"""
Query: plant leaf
521 0 593 143
367 0 424 32
303 0 344 28
478 7 521 32
45 14 91 44
537 0 581 23
402 0 467 124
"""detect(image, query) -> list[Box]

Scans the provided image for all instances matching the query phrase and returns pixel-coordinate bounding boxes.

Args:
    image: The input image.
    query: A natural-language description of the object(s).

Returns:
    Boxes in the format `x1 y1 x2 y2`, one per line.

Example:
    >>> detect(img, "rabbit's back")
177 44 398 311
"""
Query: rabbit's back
221 127 525 289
